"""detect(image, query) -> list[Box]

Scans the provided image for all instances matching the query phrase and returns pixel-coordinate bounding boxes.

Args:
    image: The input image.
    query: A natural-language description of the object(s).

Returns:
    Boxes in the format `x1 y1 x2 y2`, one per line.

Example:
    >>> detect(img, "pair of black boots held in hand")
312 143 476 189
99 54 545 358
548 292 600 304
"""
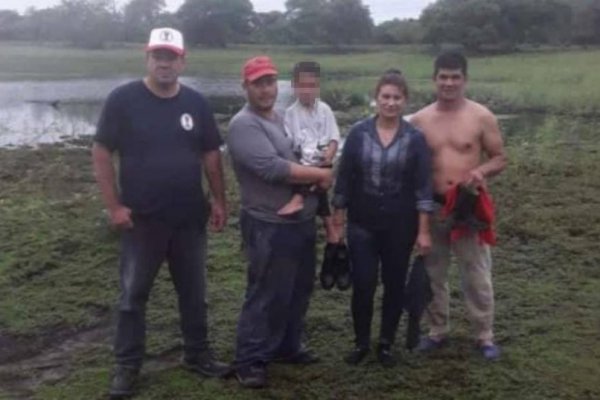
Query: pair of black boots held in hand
320 242 351 290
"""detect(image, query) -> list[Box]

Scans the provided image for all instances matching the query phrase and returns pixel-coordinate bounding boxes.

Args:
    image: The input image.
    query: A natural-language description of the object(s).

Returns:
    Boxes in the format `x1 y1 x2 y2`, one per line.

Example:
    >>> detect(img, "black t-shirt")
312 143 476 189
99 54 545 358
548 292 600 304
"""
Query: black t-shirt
95 80 222 226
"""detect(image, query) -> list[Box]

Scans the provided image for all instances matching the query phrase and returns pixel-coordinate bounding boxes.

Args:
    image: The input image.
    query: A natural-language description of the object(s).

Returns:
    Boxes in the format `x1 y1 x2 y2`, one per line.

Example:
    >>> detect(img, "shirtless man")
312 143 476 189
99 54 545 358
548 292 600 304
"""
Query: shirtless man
410 52 507 360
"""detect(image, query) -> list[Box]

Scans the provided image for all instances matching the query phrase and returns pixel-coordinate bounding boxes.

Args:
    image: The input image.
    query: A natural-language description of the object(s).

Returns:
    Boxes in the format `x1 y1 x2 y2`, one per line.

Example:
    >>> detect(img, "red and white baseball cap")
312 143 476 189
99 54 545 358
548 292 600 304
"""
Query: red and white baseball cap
146 27 185 56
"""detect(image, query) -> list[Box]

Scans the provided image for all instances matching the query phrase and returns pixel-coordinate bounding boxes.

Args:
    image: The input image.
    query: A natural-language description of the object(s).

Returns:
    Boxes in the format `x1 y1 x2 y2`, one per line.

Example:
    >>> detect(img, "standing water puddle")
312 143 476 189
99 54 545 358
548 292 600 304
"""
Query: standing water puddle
0 77 293 147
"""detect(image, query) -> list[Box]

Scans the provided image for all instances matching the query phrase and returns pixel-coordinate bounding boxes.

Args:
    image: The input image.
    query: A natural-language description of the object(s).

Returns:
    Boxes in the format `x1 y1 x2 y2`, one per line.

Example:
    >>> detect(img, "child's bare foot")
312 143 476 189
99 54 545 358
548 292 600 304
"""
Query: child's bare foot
278 194 304 216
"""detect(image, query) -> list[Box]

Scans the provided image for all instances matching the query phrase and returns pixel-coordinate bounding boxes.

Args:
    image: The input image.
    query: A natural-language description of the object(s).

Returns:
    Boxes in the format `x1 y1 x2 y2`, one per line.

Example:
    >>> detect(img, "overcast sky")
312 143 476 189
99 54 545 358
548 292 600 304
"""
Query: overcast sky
2 0 435 23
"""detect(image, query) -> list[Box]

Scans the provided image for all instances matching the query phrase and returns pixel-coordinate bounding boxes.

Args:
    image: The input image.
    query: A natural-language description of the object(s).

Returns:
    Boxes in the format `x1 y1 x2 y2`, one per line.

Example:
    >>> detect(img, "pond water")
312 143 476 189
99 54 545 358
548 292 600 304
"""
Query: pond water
0 77 293 147
0 78 597 148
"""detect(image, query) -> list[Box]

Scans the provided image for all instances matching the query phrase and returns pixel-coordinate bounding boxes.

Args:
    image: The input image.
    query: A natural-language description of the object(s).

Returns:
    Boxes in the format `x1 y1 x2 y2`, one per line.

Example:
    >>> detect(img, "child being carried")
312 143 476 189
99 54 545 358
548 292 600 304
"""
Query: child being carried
280 61 340 245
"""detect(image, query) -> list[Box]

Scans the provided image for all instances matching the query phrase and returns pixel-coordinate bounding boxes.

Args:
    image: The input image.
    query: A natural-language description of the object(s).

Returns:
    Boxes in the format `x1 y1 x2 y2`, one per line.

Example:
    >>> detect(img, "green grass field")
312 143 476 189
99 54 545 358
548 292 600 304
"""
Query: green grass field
0 44 599 399
1 116 598 400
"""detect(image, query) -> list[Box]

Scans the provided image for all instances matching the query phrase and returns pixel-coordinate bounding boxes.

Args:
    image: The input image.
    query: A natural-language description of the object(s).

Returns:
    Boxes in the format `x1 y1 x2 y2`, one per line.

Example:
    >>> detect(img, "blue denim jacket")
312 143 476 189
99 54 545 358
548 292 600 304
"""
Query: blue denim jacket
332 116 433 230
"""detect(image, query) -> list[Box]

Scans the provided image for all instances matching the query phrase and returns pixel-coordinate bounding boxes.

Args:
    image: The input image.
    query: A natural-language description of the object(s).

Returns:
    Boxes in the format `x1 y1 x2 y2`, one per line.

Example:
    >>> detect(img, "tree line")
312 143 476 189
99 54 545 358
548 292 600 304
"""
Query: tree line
0 0 598 51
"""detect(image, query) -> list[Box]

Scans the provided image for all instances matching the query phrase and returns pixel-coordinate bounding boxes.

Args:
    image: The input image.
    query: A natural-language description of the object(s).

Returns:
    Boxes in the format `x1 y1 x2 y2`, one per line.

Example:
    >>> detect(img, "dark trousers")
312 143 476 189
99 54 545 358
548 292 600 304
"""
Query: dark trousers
235 211 316 366
114 216 208 368
347 221 417 348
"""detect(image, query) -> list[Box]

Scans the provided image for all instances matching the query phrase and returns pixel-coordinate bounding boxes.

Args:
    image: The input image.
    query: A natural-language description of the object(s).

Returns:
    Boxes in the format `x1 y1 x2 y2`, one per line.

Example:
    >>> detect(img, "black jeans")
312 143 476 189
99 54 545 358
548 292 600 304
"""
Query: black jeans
235 211 316 366
114 216 209 368
347 220 417 348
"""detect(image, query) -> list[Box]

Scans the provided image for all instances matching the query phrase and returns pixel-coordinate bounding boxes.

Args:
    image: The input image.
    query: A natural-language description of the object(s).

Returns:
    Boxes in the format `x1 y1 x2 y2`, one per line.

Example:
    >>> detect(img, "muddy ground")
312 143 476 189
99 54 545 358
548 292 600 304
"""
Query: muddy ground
1 116 599 399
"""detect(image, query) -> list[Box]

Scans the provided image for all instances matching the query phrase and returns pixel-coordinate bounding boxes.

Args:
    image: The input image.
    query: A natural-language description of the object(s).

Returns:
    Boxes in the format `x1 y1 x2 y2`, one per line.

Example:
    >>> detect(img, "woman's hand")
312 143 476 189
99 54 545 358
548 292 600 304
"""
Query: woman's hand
415 231 432 256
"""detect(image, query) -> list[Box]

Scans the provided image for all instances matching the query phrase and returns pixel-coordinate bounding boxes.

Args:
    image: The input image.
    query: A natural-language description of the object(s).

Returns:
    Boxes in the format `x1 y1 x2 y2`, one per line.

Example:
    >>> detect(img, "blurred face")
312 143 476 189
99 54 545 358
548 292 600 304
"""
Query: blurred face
293 72 320 107
146 49 185 88
375 84 406 119
244 74 278 112
434 68 466 101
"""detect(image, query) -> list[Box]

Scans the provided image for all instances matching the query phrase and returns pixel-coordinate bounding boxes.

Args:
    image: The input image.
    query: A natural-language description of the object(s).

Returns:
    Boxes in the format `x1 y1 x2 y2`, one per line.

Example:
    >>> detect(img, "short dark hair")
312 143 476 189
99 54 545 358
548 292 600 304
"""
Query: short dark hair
434 51 468 77
375 68 409 98
293 61 321 81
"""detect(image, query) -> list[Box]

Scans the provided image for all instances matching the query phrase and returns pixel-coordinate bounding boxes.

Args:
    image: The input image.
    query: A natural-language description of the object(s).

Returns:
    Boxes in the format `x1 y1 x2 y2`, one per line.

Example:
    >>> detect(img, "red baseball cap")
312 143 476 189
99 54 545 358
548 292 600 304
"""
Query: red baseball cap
243 56 278 83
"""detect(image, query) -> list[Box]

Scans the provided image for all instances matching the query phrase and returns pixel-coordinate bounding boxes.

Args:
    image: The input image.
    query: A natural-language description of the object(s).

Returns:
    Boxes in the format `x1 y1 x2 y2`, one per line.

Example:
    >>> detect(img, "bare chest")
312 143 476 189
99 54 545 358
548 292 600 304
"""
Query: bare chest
424 119 482 155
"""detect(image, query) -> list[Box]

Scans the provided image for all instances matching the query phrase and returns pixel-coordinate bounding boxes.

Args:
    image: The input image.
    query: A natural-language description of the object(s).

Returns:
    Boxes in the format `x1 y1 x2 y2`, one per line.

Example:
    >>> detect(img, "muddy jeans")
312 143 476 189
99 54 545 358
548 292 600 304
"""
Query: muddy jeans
424 208 495 342
234 211 316 367
114 216 209 369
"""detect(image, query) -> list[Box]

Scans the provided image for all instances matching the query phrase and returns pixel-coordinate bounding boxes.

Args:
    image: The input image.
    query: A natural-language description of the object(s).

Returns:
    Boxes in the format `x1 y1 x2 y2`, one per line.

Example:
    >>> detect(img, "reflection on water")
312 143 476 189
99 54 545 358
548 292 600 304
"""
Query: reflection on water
0 77 293 147
2 77 598 149
0 102 100 146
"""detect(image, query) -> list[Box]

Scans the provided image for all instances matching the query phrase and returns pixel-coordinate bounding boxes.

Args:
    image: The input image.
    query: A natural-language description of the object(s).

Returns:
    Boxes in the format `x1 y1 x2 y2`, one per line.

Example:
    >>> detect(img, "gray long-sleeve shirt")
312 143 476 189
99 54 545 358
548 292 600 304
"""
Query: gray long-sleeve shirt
227 104 318 223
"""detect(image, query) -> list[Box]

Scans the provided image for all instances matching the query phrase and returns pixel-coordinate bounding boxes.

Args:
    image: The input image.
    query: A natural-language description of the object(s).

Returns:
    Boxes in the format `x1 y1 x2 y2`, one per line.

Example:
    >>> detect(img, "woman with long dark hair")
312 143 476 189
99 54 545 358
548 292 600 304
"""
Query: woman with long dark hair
332 70 433 367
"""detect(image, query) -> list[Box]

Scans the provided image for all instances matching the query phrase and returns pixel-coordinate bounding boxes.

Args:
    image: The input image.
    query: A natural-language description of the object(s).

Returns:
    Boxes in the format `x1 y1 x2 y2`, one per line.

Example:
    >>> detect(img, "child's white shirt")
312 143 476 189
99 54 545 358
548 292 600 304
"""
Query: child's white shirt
284 99 341 166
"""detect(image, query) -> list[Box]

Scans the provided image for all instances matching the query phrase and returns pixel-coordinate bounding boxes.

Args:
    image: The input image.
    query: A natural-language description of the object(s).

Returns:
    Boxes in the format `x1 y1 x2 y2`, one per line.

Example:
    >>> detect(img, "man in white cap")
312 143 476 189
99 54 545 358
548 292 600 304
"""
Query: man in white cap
92 27 229 398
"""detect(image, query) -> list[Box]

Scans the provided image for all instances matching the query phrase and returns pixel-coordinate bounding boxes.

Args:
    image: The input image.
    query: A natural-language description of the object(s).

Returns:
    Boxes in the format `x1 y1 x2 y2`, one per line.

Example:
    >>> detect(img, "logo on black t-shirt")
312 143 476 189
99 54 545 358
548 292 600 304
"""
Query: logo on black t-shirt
180 113 194 131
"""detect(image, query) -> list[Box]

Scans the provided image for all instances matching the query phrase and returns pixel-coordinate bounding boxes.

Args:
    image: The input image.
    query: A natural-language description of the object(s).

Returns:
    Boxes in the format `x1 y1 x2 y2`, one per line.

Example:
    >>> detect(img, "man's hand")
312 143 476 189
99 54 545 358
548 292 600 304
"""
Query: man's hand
209 201 227 232
415 231 432 256
463 168 486 187
316 168 334 191
109 205 133 229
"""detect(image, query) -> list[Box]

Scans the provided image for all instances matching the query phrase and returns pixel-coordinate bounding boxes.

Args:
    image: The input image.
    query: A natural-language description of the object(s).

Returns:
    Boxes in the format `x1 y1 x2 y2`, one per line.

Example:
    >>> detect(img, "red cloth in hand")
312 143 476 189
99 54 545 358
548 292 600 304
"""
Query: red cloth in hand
441 185 497 246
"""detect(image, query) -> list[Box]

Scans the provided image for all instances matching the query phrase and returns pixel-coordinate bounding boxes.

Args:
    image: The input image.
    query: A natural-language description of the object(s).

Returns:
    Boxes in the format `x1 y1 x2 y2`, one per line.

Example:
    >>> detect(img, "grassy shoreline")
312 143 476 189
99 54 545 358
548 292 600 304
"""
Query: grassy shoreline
2 42 600 116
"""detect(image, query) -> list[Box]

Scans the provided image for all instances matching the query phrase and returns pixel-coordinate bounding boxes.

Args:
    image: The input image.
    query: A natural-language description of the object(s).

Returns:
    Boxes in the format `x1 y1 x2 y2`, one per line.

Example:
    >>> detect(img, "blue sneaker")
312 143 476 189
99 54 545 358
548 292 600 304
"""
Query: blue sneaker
415 336 448 353
479 344 501 361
